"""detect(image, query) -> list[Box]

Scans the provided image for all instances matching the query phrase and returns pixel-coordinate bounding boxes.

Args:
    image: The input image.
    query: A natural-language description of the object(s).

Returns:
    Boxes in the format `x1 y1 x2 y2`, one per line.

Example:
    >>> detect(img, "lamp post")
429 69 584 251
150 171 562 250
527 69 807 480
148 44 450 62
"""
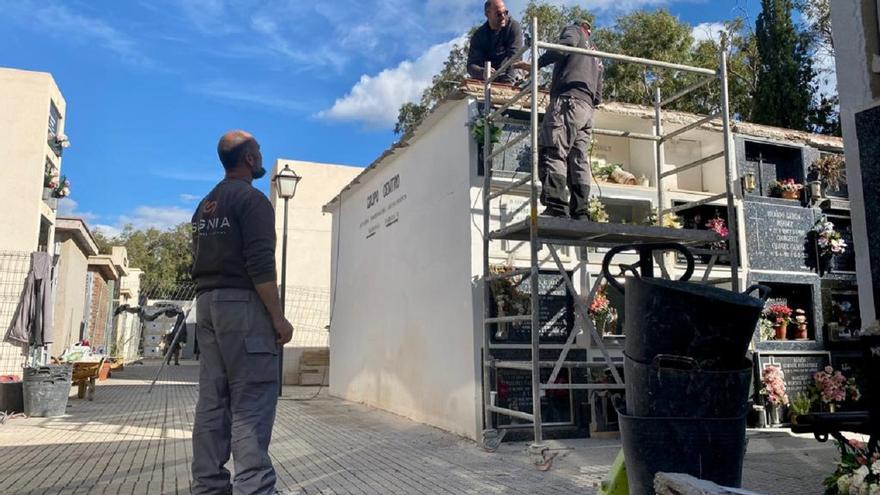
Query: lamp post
273 164 301 396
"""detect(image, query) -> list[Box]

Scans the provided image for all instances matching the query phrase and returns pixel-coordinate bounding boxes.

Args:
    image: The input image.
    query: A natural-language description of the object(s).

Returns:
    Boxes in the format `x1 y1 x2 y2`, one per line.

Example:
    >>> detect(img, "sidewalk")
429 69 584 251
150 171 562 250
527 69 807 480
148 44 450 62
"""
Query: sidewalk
0 362 838 494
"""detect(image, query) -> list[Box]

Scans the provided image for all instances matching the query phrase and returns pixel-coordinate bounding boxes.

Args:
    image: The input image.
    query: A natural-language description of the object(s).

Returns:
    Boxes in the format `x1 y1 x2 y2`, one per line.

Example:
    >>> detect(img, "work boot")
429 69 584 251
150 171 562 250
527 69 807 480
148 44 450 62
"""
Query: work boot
540 173 569 217
569 183 591 220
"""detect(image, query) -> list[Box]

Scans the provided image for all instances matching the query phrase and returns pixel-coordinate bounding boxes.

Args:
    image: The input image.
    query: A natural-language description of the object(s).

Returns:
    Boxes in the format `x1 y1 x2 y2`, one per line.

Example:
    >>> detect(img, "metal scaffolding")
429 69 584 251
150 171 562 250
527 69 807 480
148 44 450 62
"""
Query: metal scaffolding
480 17 741 463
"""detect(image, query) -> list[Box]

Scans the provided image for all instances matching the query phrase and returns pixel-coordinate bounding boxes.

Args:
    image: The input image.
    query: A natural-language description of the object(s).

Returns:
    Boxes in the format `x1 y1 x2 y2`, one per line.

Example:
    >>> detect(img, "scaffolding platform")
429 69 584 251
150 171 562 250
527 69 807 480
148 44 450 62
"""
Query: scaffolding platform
489 217 723 246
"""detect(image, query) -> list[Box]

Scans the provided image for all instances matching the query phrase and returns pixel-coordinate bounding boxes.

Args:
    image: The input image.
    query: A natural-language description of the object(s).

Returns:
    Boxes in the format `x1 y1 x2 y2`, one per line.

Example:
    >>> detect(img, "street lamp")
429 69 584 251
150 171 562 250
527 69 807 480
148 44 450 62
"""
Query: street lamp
273 164 301 396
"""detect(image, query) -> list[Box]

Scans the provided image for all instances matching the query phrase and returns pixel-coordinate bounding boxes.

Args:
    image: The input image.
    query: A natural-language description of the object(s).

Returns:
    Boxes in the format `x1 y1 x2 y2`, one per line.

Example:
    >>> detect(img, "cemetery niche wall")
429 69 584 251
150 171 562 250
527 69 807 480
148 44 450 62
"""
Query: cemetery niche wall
736 135 860 426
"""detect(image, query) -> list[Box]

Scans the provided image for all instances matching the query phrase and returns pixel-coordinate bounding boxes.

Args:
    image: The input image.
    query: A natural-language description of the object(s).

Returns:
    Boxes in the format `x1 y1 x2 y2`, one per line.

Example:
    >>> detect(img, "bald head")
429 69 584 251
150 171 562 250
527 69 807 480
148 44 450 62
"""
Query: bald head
217 130 257 170
484 0 508 30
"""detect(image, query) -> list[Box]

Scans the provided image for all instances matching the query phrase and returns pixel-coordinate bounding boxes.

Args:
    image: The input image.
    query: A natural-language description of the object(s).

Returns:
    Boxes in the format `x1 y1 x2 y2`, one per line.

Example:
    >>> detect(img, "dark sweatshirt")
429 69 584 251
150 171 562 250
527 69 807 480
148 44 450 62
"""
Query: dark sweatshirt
538 25 604 106
190 178 277 294
467 19 524 81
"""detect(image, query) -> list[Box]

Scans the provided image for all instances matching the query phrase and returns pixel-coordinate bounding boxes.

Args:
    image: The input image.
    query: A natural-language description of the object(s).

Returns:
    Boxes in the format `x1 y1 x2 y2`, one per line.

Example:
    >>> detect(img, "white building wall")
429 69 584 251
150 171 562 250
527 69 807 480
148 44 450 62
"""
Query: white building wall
831 0 880 325
328 101 482 439
269 160 361 383
0 68 65 253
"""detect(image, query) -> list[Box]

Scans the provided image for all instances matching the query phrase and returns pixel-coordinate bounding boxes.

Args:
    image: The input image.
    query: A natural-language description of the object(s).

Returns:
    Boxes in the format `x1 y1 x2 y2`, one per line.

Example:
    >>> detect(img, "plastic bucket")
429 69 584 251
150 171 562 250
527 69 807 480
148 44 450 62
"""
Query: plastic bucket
618 411 747 495
22 365 72 417
621 278 768 369
624 355 752 418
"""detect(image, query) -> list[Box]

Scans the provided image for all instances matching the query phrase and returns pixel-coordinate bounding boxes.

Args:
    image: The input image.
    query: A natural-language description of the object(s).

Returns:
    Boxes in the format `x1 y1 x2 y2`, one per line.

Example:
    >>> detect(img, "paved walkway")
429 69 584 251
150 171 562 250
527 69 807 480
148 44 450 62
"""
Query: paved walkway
0 362 839 494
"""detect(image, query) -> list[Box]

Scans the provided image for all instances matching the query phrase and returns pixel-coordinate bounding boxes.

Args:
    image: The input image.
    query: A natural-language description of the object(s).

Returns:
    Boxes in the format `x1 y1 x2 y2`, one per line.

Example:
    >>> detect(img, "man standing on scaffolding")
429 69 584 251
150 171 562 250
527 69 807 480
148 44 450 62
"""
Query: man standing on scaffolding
467 0 523 84
517 19 604 219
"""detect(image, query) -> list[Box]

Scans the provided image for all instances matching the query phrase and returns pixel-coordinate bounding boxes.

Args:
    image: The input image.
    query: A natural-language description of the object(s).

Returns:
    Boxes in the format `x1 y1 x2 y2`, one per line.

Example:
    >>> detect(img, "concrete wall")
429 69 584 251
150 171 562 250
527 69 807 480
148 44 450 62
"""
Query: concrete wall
52 234 90 357
831 0 880 325
269 160 361 382
327 101 482 439
0 68 65 253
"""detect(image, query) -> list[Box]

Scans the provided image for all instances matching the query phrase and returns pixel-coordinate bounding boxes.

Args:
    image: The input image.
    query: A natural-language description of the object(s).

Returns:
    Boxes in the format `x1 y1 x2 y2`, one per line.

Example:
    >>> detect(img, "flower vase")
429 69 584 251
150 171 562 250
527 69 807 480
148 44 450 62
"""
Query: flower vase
809 180 822 199
781 190 800 200
767 405 782 426
773 320 787 340
829 403 837 413
794 323 808 340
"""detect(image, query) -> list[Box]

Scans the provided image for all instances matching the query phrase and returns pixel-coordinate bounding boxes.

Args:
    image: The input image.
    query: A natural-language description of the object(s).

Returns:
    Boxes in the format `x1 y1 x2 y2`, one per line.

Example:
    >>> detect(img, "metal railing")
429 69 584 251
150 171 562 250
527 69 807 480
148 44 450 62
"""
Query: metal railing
480 16 740 462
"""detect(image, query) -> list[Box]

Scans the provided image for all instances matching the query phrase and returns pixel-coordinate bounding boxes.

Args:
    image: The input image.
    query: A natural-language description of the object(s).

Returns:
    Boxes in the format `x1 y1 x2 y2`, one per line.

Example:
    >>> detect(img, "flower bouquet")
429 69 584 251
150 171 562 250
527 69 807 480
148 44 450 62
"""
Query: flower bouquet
588 284 617 335
809 366 861 412
764 303 793 340
825 439 879 495
760 365 789 425
53 175 71 198
815 217 848 259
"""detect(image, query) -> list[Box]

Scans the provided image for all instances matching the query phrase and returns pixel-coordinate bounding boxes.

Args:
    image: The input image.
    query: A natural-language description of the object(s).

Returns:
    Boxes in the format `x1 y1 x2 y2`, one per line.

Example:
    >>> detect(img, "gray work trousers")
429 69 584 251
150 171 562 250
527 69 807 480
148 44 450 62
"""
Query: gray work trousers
192 288 279 495
538 95 595 216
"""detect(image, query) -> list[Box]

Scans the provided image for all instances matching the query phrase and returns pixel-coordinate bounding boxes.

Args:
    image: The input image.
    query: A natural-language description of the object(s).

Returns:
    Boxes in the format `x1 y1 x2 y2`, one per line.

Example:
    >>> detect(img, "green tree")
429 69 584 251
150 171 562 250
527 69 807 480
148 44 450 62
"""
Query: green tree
752 0 814 131
595 9 694 108
394 40 469 136
687 19 761 120
94 223 193 298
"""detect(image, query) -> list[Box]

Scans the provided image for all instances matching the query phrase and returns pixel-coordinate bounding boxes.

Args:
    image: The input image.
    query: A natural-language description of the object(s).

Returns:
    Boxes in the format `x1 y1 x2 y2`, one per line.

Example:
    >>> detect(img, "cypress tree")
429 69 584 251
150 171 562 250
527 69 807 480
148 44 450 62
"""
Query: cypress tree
753 0 814 130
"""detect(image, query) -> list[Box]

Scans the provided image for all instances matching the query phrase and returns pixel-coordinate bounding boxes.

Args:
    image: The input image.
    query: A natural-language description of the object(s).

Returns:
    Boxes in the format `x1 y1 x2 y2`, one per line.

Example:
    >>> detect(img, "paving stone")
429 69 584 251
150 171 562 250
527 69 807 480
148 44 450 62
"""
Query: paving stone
0 362 841 494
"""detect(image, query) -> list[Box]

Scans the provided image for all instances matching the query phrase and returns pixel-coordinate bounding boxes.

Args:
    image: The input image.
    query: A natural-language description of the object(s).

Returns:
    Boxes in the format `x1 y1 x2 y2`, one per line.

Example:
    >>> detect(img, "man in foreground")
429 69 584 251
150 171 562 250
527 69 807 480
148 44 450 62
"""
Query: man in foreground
517 19 604 219
190 130 294 495
467 0 523 84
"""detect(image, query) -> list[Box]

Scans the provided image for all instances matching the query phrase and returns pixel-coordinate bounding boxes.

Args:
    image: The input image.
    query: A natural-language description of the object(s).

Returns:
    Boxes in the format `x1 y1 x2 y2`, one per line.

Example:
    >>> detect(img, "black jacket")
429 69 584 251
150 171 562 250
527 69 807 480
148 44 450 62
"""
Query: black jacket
191 178 277 293
467 20 524 81
538 25 604 105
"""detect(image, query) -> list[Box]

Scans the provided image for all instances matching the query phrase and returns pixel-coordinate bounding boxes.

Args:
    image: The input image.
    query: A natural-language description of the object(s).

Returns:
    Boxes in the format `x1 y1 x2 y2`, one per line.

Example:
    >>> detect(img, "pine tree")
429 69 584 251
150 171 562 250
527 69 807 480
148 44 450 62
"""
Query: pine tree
753 0 814 131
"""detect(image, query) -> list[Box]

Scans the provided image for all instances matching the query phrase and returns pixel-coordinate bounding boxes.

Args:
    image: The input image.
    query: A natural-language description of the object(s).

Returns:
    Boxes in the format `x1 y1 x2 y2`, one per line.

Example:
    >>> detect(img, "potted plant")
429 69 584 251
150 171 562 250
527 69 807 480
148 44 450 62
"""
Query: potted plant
760 365 790 426
793 308 809 340
770 178 804 200
810 154 845 197
809 365 861 413
764 303 793 340
471 118 501 148
825 438 879 495
788 392 812 424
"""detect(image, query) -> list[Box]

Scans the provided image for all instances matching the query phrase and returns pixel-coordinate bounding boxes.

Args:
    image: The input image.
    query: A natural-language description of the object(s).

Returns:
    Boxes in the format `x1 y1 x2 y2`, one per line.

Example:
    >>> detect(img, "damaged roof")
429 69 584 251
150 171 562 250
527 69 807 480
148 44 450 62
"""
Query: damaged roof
323 78 843 211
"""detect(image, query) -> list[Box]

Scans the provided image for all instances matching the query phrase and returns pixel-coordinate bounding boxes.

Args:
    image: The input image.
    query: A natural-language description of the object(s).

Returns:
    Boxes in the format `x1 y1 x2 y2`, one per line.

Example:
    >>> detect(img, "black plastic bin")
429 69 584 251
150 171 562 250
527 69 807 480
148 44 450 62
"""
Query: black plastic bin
0 381 23 413
23 365 72 417
624 355 752 418
618 411 748 495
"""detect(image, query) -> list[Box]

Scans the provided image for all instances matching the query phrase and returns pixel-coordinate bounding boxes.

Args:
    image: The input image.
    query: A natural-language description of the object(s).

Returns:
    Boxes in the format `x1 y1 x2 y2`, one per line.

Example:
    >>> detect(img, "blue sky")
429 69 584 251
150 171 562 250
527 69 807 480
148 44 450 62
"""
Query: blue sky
0 0 764 235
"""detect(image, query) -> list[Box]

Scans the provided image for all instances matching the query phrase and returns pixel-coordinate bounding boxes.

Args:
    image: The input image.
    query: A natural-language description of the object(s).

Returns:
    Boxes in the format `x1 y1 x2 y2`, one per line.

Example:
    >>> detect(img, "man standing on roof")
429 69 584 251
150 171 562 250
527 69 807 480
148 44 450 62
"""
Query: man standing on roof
467 0 523 84
190 130 294 495
517 19 604 220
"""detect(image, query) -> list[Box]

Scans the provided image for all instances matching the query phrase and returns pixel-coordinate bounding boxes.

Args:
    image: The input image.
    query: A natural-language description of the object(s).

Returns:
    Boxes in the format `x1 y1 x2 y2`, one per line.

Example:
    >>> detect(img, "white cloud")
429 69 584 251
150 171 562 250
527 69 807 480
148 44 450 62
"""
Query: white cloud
179 193 202 202
56 198 99 224
317 35 466 128
193 80 306 112
2 0 154 68
96 206 193 235
692 22 726 45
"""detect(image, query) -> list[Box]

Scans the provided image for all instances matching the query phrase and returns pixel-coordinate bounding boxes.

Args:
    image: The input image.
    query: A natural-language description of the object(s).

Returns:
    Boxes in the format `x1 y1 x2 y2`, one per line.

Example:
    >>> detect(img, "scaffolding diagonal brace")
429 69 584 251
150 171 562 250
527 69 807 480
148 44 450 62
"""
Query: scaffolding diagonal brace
547 246 624 385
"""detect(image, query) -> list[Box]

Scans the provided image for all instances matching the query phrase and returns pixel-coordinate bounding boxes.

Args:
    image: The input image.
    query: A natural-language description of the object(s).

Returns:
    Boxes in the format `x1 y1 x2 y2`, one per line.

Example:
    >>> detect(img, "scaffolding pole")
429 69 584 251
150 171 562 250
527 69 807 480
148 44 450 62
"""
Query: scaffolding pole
479 15 740 466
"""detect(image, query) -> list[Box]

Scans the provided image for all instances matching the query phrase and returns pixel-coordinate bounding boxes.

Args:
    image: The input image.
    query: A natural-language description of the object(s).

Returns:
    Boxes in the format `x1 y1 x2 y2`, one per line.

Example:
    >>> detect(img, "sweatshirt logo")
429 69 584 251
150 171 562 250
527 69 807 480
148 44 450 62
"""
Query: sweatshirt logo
193 200 231 235
203 201 218 214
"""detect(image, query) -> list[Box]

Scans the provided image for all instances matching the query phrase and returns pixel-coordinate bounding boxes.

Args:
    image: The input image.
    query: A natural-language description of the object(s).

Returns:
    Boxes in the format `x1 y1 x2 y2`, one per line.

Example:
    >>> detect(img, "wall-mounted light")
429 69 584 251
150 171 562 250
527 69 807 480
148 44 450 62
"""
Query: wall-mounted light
742 172 757 193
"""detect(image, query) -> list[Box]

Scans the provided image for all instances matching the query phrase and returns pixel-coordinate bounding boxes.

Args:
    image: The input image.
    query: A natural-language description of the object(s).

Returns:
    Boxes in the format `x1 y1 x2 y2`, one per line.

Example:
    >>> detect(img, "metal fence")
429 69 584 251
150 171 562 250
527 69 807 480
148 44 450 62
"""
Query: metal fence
113 281 330 360
0 252 32 377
